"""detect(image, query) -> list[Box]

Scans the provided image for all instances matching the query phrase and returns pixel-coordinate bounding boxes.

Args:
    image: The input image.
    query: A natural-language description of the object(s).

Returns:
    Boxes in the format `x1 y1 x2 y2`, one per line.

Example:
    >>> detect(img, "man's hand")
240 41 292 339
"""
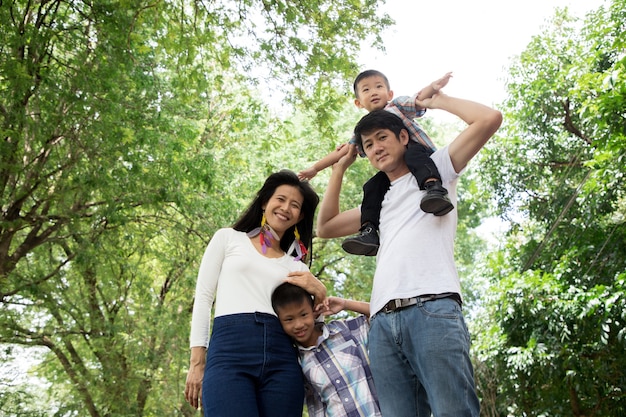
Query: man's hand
415 92 448 111
334 143 358 172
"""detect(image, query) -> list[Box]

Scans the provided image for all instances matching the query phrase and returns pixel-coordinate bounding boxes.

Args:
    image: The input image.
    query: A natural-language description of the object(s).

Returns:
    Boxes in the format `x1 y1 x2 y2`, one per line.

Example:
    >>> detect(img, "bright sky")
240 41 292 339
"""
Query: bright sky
358 0 605 120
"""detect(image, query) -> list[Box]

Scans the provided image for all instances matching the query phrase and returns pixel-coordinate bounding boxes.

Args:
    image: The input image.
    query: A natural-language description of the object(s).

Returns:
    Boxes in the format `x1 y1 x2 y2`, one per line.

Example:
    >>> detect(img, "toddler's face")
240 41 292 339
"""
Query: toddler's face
355 75 393 112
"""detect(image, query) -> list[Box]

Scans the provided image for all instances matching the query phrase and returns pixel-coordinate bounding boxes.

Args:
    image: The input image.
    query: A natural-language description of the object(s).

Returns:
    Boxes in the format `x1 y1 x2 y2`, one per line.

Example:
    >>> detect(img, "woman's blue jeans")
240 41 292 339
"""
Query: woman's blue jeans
202 312 304 417
368 297 480 417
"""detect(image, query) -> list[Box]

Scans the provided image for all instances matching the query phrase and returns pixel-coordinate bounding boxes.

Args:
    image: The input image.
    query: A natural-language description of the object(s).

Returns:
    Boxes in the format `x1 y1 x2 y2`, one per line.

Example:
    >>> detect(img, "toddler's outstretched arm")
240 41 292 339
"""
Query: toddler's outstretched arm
416 72 453 109
298 142 351 180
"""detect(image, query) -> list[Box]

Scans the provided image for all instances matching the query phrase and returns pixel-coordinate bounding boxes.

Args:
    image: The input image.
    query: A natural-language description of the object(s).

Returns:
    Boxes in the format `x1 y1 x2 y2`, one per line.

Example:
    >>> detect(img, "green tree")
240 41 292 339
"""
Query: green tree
0 0 392 415
473 1 626 415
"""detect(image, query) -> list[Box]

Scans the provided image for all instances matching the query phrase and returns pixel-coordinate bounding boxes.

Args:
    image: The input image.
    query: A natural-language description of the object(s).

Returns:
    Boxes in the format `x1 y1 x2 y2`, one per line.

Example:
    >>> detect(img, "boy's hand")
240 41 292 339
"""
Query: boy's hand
416 72 452 110
325 297 346 315
335 142 348 152
298 167 318 181
315 296 346 316
432 72 452 92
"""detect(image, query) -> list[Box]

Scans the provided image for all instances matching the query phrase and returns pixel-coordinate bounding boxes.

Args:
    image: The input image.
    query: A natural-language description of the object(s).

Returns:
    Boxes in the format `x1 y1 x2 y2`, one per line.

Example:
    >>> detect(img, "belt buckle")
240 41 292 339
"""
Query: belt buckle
383 299 399 313
383 298 411 313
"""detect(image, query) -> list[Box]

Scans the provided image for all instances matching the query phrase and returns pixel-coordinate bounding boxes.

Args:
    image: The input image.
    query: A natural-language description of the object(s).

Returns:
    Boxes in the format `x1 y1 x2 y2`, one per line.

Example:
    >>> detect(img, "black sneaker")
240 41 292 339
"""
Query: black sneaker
341 224 379 256
420 181 454 216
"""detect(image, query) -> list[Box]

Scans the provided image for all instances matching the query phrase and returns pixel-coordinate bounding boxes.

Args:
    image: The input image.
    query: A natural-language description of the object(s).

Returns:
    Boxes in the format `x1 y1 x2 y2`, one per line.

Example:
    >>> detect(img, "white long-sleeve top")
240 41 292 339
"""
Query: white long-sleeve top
189 228 309 348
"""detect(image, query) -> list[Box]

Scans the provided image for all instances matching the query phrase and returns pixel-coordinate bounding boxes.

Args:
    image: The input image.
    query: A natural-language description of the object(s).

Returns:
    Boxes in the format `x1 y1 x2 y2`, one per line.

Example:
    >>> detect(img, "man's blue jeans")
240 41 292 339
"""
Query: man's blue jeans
369 297 480 417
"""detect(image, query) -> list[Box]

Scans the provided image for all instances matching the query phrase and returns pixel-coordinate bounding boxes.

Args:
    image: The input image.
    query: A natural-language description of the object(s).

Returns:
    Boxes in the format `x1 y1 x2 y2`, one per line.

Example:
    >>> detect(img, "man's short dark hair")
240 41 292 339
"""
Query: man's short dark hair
271 283 314 313
353 110 407 154
353 69 390 97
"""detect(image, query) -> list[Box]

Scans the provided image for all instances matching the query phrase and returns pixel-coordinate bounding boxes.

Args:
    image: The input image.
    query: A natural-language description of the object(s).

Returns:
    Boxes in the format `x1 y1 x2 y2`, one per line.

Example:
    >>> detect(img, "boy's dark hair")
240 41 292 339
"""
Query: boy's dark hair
271 283 314 314
232 169 319 262
353 110 407 155
353 69 390 97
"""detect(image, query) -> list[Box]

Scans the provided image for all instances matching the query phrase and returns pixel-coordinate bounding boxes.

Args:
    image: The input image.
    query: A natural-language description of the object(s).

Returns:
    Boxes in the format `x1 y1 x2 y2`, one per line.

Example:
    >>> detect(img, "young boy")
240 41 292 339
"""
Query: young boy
271 283 381 417
299 70 454 257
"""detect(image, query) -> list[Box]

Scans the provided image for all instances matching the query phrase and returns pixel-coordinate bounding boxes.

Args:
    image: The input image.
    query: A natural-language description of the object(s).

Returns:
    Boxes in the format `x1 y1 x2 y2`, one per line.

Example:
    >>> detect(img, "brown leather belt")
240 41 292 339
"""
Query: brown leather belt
380 292 462 314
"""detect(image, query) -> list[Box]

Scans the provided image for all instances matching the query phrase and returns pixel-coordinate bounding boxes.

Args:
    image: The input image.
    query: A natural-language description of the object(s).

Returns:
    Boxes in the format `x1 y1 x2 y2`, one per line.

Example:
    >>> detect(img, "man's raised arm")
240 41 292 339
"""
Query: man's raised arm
316 145 362 239
416 93 502 173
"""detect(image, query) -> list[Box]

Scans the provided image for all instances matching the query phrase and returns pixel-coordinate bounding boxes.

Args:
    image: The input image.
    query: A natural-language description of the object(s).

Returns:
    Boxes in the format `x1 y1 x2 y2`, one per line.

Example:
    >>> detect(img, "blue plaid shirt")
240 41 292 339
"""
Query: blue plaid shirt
298 315 381 417
351 94 436 156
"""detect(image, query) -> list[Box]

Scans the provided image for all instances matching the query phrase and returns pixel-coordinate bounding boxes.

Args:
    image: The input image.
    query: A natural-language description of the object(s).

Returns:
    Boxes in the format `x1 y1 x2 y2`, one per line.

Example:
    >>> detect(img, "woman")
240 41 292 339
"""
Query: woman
184 170 325 416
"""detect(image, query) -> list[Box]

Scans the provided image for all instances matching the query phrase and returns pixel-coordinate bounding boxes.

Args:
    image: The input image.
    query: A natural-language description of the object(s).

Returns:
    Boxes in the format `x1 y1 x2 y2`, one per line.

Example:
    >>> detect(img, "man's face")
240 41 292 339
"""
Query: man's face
361 128 410 179
276 299 318 347
354 75 394 112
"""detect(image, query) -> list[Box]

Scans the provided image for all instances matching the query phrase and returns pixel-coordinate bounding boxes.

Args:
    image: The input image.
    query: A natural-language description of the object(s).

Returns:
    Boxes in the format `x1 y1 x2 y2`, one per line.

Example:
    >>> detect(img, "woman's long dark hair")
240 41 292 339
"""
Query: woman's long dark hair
233 170 319 262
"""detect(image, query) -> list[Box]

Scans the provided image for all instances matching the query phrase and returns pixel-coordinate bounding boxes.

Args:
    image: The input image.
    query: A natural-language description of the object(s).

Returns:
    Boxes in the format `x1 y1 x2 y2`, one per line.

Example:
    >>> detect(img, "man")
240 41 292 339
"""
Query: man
316 91 502 416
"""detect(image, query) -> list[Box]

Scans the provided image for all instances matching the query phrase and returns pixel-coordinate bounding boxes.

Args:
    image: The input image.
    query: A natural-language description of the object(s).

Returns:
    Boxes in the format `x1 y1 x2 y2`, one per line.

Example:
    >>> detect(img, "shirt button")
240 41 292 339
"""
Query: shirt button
335 379 340 384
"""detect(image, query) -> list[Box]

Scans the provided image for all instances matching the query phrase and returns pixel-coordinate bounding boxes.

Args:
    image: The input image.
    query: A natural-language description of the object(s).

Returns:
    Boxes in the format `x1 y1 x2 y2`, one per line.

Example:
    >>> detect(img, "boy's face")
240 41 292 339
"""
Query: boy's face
276 299 319 347
354 75 394 112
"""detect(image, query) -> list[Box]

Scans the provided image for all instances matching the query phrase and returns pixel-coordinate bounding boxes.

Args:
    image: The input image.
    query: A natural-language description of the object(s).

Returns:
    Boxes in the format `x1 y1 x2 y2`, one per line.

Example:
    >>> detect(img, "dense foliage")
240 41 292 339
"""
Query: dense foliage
472 1 626 415
1 0 624 416
0 0 390 415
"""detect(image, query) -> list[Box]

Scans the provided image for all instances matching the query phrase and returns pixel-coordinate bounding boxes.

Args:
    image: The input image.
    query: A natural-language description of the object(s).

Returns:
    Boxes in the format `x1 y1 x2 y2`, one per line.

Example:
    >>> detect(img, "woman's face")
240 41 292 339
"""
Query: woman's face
262 185 305 238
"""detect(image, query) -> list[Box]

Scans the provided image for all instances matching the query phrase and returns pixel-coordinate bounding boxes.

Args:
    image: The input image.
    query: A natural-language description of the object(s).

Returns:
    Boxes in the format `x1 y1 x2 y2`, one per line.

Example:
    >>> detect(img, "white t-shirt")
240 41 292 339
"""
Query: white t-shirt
370 146 463 315
189 228 309 348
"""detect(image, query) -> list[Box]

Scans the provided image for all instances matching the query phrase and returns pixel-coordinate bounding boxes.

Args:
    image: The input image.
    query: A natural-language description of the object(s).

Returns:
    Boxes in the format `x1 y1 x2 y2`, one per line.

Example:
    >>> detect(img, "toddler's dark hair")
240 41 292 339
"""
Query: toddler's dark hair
353 69 390 97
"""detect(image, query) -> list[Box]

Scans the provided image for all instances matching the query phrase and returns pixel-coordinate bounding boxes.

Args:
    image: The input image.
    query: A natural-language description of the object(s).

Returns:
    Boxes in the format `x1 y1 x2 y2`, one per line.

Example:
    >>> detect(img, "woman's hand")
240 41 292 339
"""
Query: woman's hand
285 271 327 305
184 347 206 409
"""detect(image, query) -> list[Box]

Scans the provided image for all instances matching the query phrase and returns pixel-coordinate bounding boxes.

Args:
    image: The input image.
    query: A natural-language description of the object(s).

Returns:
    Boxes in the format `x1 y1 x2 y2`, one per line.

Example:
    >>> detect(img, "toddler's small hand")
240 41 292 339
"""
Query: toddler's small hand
432 72 453 91
298 167 317 181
